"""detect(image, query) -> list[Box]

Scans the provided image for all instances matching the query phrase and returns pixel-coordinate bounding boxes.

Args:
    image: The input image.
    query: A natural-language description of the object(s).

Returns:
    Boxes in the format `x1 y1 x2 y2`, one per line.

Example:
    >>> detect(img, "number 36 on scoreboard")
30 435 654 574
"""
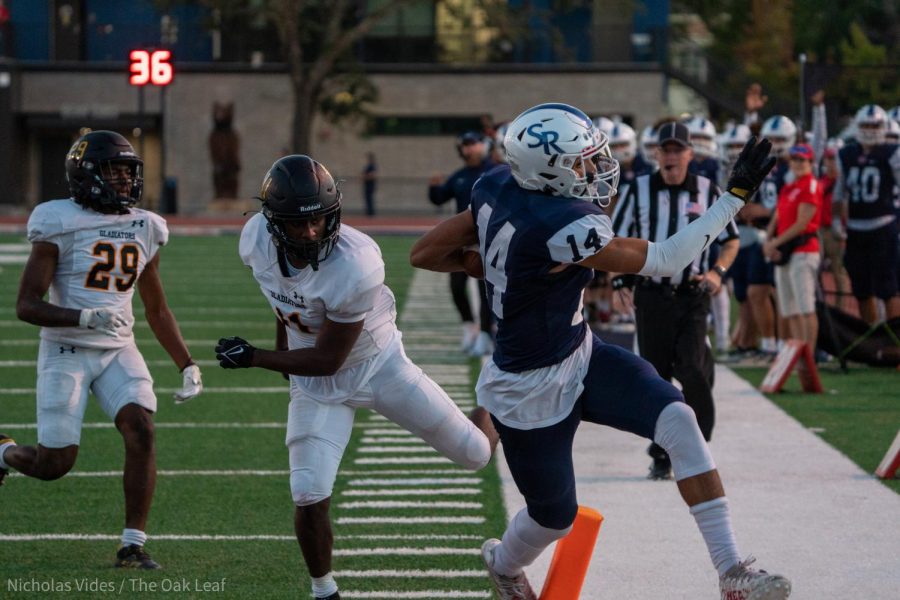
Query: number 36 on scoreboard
129 49 174 87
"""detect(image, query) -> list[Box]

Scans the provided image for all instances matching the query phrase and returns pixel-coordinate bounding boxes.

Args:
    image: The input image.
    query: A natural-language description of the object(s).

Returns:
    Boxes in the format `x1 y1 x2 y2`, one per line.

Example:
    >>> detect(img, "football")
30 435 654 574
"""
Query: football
462 249 484 279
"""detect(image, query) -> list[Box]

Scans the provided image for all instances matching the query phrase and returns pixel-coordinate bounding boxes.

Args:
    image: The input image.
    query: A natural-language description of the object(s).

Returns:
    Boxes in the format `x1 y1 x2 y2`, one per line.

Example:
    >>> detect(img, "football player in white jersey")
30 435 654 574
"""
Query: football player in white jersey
214 155 492 600
0 130 203 569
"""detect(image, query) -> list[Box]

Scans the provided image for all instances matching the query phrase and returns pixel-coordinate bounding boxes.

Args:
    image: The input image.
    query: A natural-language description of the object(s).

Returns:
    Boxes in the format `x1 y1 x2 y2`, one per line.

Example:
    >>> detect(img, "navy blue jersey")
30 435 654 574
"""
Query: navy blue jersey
470 165 614 372
430 159 495 213
838 142 900 221
688 156 720 183
751 159 790 228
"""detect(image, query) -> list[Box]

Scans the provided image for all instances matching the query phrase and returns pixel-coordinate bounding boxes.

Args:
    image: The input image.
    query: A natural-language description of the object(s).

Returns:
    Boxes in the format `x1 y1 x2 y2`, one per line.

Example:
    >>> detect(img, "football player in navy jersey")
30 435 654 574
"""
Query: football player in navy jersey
411 103 791 600
834 104 900 323
429 131 496 355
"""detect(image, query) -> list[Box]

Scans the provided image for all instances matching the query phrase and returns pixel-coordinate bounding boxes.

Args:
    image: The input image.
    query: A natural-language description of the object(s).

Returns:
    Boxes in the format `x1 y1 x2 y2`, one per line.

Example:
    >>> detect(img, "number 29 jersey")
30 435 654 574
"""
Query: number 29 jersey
470 165 614 373
26 199 169 349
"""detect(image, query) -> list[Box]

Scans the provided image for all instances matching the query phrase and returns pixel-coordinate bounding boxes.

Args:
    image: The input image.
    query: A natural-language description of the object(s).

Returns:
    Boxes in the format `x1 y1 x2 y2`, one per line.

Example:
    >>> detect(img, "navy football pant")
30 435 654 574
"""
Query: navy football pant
491 335 684 530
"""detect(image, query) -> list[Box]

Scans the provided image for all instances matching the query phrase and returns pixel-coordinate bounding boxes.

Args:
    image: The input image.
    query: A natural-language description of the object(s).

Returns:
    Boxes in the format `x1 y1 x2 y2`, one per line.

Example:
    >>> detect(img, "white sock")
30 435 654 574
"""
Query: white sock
311 572 338 598
121 528 147 548
492 509 571 577
689 497 741 577
0 441 16 470
761 337 776 352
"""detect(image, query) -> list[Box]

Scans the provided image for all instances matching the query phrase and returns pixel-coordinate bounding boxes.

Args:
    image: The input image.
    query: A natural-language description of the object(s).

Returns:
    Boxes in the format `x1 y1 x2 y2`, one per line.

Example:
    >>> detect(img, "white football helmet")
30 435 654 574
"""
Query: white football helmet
608 122 637 163
592 116 615 137
888 106 900 123
720 123 751 164
684 116 718 158
886 118 900 144
639 125 659 168
854 104 888 146
506 103 620 206
760 115 797 158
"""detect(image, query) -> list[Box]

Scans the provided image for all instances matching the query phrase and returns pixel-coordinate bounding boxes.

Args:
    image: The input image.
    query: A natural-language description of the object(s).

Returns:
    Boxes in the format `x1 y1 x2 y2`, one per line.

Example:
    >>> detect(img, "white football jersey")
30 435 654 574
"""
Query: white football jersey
239 214 399 402
26 199 168 349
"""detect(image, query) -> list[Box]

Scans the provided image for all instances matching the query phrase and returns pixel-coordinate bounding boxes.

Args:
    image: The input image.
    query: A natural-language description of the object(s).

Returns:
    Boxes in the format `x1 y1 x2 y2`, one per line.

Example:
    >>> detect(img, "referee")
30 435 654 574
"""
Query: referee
611 121 739 480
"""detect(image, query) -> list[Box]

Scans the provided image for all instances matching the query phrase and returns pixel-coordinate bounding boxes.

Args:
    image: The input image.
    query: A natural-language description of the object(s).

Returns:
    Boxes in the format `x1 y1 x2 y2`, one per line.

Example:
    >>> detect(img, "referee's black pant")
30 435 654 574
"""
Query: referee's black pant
634 284 716 461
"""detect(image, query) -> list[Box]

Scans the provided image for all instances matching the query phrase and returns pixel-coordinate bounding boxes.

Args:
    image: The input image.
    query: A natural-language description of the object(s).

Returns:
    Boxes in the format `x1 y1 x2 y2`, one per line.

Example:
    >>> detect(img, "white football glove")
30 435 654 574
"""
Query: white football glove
78 307 129 337
174 364 203 404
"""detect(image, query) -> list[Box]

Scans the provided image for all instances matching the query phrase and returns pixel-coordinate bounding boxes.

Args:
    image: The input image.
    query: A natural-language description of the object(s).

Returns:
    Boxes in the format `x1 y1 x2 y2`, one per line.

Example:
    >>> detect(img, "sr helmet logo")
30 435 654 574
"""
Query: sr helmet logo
526 123 564 155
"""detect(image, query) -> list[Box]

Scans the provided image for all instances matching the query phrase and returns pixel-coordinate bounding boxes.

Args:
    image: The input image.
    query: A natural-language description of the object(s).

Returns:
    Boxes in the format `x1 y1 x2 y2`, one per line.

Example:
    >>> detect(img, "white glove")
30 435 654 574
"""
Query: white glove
174 364 203 404
78 307 129 337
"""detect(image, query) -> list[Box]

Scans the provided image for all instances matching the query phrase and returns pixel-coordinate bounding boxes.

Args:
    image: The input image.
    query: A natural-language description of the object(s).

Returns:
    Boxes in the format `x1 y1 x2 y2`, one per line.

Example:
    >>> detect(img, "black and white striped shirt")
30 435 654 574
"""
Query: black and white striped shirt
611 171 739 286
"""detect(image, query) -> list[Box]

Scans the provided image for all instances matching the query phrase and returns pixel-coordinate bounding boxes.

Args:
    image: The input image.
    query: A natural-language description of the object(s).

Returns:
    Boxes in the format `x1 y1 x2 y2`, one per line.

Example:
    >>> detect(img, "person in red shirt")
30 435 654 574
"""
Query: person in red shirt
763 144 821 349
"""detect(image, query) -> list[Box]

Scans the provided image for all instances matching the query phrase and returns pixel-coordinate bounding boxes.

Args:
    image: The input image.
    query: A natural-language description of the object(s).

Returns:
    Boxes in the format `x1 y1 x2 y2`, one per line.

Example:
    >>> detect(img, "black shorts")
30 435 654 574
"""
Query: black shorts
845 223 899 300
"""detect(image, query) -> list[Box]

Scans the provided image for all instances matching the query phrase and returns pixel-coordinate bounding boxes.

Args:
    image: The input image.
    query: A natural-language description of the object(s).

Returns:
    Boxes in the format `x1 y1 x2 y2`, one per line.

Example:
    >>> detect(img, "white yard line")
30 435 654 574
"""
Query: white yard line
338 501 482 510
342 592 490 599
0 533 482 542
341 488 481 496
358 446 437 454
334 547 480 556
347 477 481 486
354 457 453 465
335 516 484 525
334 569 484 578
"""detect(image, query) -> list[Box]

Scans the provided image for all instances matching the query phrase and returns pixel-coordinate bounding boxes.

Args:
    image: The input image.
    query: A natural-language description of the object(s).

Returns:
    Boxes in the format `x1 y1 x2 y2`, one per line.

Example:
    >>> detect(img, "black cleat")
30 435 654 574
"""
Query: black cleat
648 458 673 480
316 593 340 600
115 544 161 569
0 434 15 487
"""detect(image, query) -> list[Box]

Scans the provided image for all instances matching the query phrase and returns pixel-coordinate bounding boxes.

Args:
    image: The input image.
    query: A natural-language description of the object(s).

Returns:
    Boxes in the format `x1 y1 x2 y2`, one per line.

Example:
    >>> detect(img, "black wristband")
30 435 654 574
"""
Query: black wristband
712 264 727 278
180 358 196 372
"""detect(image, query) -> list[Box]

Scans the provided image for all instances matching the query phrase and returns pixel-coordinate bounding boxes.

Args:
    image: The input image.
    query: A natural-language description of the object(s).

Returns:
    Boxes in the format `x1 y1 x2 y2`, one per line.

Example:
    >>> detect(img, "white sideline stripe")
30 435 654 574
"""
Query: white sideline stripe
349 478 481 486
335 547 479 556
339 501 482 510
0 534 483 542
0 422 286 430
334 569 484 578
360 436 420 444
354 457 453 465
0 387 288 395
336 517 484 525
358 446 437 454
0 339 244 346
342 593 489 599
341 488 480 496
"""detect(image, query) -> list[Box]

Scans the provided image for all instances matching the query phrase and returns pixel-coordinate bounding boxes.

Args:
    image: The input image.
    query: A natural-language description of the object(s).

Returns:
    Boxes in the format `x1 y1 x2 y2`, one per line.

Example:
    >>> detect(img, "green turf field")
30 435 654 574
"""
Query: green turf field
2 232 897 598
0 233 505 598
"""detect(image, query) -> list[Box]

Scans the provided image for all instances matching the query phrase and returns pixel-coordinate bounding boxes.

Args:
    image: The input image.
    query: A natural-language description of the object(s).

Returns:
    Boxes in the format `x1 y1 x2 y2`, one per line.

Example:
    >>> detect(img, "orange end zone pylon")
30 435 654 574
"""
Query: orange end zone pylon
539 506 604 600
875 429 900 479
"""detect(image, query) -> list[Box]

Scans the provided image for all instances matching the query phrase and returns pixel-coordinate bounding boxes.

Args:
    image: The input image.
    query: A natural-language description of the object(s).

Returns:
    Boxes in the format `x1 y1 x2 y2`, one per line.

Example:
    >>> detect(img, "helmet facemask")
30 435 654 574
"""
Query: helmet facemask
71 158 143 214
557 147 620 207
263 203 341 271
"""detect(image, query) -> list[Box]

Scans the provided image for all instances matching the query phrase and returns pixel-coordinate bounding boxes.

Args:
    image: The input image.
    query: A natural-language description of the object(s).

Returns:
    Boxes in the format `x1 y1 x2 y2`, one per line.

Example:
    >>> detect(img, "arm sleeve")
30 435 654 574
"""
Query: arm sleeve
832 152 845 203
810 103 827 167
639 192 744 277
712 187 740 243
